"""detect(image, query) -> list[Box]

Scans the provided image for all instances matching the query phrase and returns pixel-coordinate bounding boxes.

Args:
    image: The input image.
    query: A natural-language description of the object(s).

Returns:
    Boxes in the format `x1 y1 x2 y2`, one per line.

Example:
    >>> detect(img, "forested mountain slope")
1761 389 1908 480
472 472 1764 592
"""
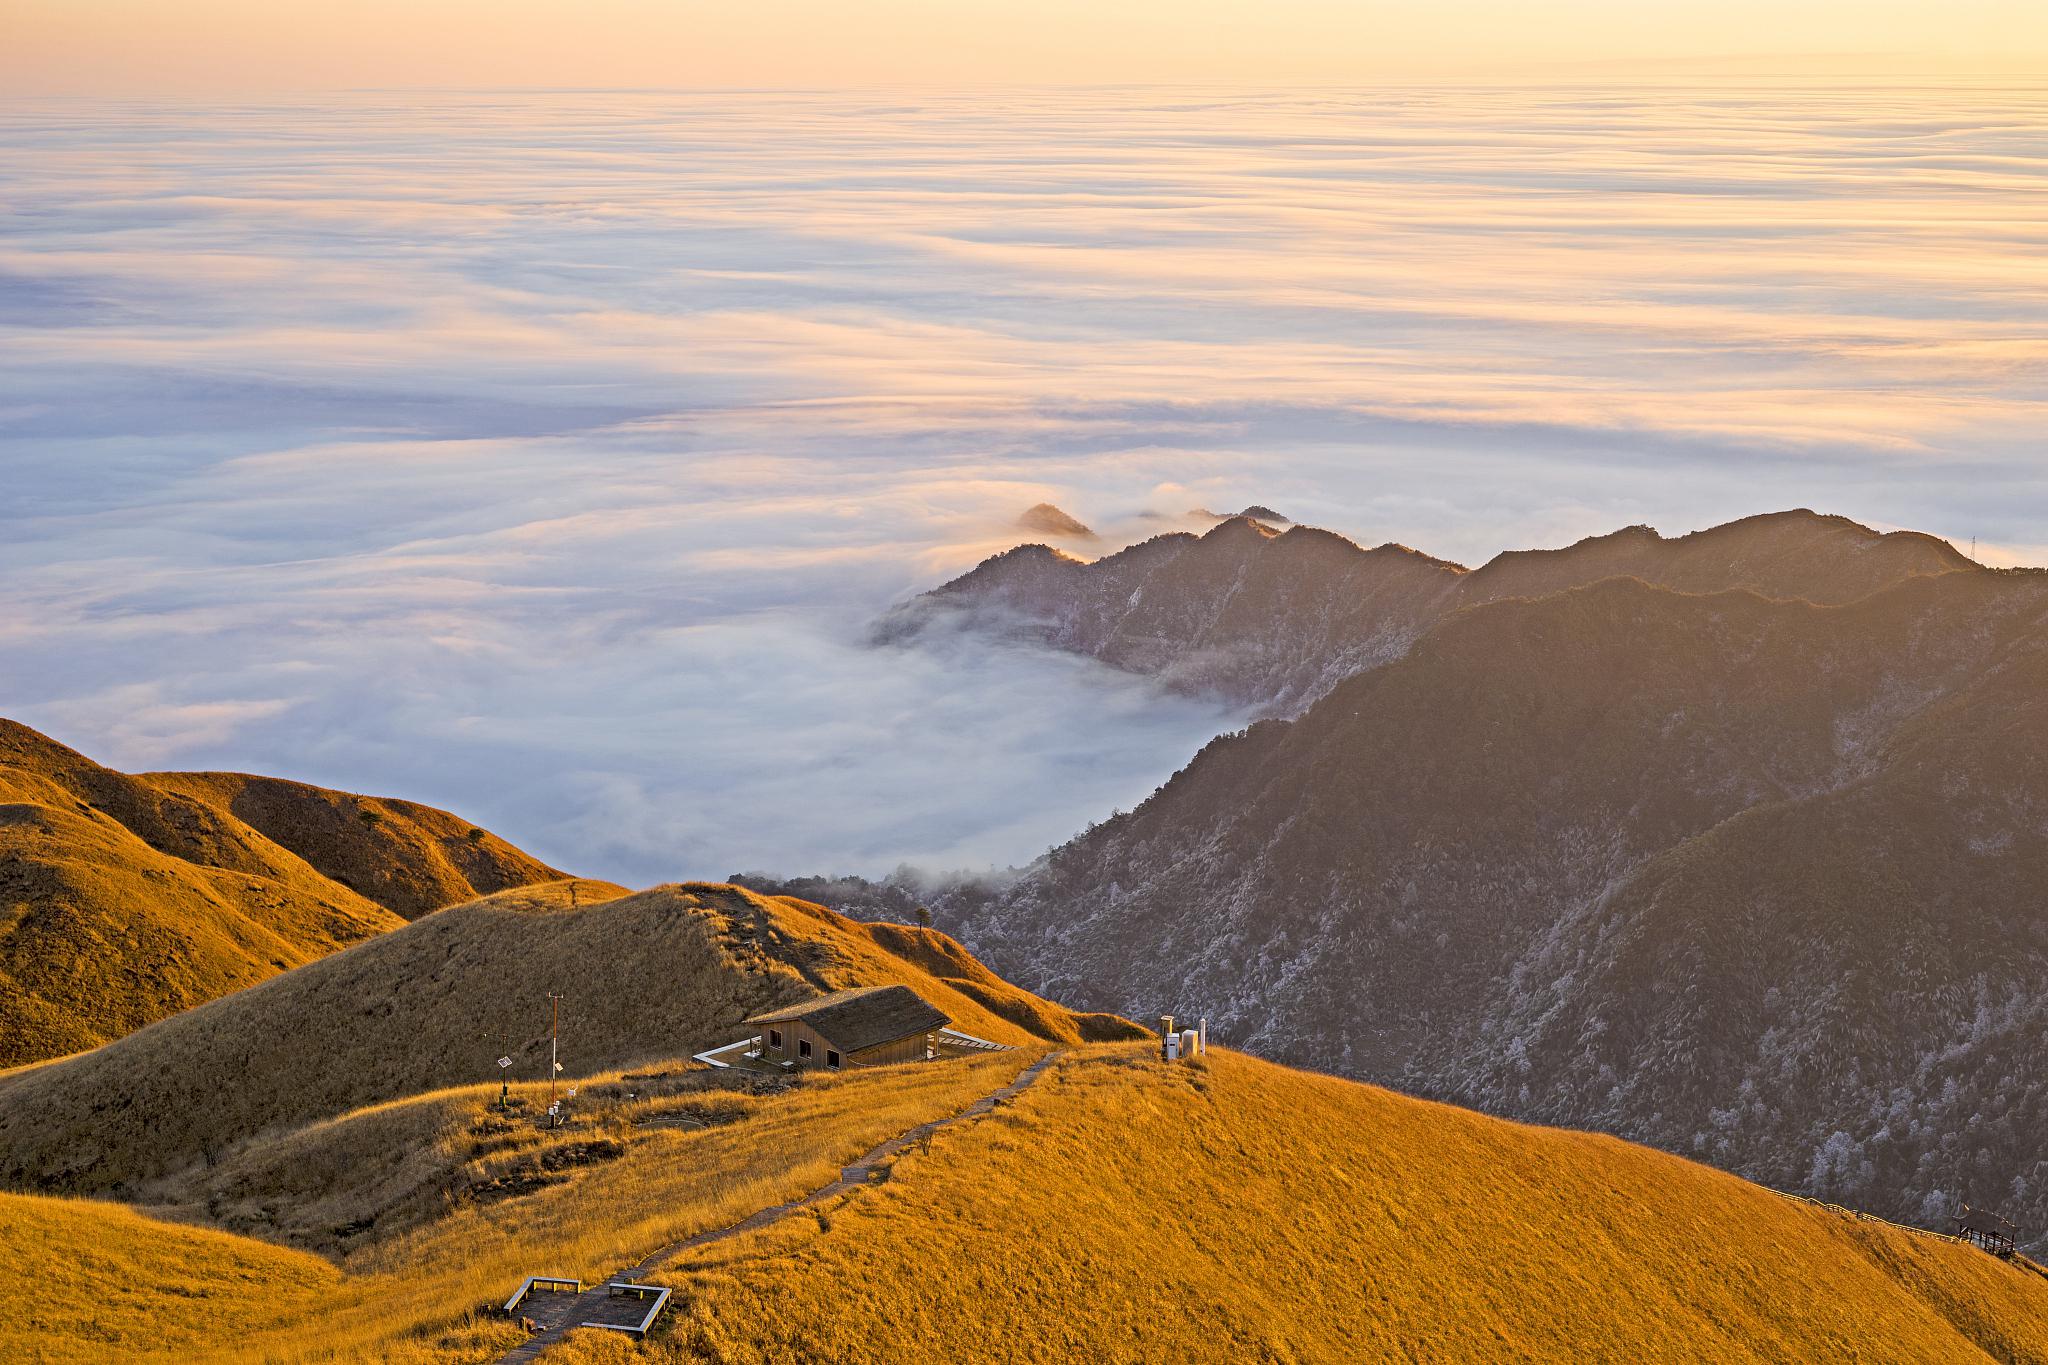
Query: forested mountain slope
943 569 2048 1247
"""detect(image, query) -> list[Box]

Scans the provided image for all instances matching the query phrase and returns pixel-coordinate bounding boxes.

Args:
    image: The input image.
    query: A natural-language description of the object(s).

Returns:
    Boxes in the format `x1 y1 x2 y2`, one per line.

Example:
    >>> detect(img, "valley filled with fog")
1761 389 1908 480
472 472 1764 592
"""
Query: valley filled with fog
4 85 2045 880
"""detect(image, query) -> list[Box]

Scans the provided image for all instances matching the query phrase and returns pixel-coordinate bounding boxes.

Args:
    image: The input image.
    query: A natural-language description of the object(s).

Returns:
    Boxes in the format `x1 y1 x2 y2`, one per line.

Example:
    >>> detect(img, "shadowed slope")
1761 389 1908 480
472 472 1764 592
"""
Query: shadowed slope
0 882 1133 1198
0 720 564 1068
146 771 564 921
952 568 2048 1246
1461 509 1973 608
561 1047 2048 1365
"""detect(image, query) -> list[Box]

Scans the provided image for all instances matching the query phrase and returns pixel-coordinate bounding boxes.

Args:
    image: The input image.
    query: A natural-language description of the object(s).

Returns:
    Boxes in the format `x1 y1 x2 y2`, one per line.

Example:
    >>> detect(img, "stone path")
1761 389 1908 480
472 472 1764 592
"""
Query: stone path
497 1050 1064 1362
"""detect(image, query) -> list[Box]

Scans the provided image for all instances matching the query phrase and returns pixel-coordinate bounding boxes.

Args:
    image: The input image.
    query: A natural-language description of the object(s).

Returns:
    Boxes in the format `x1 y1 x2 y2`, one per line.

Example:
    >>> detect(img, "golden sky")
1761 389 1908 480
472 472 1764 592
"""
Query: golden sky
10 0 2048 94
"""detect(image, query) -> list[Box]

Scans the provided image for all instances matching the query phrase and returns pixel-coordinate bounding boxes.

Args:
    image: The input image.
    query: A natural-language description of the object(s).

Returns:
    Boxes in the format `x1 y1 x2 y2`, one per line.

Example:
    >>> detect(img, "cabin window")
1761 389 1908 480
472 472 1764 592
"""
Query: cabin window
768 1028 783 1051
798 1038 812 1059
826 1050 841 1069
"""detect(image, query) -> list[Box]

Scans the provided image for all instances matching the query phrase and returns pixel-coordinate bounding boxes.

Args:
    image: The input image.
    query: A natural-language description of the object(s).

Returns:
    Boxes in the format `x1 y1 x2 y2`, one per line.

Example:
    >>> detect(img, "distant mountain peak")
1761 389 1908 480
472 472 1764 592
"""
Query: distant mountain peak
1200 513 1282 542
1191 503 1291 525
1017 502 1096 540
983 541 1085 568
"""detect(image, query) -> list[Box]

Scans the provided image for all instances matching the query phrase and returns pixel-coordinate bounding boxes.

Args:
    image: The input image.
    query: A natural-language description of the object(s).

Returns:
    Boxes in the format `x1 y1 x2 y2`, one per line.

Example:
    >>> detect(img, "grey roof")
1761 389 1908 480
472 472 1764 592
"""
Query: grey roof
746 985 950 1054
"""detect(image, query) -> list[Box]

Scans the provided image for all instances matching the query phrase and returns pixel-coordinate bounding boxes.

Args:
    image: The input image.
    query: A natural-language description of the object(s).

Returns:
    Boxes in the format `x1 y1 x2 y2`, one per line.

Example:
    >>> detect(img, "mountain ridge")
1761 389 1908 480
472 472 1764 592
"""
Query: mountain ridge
879 508 1980 714
0 720 562 1067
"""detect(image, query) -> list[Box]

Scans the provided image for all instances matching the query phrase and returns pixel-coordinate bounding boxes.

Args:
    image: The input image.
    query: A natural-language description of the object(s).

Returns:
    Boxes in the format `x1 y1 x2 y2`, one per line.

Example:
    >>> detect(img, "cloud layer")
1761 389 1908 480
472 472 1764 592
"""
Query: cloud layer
3 87 2045 880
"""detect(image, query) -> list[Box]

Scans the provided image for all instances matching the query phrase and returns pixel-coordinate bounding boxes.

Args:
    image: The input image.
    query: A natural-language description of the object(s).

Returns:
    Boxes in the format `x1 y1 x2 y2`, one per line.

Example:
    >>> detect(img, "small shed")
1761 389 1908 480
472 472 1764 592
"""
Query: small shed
745 985 950 1071
1950 1205 2020 1257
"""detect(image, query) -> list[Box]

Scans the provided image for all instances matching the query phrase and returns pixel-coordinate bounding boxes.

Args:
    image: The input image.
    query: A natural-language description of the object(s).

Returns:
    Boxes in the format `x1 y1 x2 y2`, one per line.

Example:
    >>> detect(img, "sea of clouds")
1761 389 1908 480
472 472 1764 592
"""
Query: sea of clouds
4 86 2046 882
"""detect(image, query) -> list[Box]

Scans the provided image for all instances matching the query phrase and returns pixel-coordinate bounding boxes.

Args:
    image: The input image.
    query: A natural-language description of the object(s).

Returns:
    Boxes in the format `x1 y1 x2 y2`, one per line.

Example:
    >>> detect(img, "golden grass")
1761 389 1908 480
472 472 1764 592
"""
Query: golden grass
5 1053 1032 1363
0 718 565 1069
0 763 402 1070
144 771 566 921
0 1192 338 1363
0 882 1116 1198
568 1045 2048 1365
750 895 1146 1047
15 1040 2043 1363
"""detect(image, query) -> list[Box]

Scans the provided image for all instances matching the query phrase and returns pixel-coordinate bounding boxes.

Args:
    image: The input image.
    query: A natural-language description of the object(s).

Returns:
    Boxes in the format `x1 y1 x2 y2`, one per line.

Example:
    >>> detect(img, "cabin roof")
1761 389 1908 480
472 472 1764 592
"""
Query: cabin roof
1954 1206 2019 1235
745 985 949 1054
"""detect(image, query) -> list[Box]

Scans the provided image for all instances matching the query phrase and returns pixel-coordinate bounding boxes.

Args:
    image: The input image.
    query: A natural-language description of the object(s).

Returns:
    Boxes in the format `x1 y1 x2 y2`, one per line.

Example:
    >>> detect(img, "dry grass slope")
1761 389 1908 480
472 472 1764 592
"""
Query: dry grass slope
1 1055 1032 1363
0 1192 339 1363
146 771 564 921
8 1042 2042 1363
0 721 402 1068
0 882 1126 1198
0 720 565 1069
565 1047 2048 1365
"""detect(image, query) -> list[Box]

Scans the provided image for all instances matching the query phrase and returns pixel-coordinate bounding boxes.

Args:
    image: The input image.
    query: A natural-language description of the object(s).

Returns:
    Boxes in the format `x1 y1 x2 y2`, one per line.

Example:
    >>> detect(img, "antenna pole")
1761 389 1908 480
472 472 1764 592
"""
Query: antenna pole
548 992 561 1109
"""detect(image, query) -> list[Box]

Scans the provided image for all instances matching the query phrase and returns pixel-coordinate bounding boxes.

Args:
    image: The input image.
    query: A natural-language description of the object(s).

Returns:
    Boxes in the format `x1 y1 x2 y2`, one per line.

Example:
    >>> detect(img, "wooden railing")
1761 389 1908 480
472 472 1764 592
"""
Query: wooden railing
1768 1191 2043 1262
503 1275 581 1313
936 1028 1011 1053
582 1282 673 1339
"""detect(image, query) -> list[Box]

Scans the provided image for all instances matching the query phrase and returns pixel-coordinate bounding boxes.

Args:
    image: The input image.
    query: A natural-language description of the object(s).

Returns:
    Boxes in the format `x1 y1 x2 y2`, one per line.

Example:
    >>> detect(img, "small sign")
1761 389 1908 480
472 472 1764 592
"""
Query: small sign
553 1061 564 1073
497 1056 513 1069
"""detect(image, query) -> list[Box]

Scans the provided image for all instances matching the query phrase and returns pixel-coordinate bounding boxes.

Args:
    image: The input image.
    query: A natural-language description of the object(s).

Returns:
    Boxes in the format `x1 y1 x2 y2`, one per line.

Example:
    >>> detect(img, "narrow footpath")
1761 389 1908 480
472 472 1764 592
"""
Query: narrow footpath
497 1049 1065 1363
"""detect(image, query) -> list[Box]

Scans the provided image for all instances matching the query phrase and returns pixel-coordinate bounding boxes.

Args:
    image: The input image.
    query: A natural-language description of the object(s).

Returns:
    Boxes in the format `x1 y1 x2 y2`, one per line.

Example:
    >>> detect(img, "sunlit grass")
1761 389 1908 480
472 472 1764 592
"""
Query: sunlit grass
4 1052 1030 1362
560 1045 2048 1365
0 882 1128 1205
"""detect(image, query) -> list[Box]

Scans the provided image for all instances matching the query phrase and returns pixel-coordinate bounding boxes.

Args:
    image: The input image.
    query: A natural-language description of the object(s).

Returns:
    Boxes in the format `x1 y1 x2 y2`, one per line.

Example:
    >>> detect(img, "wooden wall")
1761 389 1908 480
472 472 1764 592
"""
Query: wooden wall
760 1020 934 1071
848 1033 934 1068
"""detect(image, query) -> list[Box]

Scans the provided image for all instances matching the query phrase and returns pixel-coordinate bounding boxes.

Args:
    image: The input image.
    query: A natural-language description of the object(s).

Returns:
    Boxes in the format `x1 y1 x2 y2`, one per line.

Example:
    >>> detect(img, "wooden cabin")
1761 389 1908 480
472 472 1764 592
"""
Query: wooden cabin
745 985 949 1072
1950 1204 2020 1258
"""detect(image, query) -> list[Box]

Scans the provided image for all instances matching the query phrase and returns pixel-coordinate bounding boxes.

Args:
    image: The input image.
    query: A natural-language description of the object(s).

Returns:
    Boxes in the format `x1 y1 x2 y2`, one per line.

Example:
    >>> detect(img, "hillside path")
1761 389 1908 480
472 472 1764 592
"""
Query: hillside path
497 1049 1064 1362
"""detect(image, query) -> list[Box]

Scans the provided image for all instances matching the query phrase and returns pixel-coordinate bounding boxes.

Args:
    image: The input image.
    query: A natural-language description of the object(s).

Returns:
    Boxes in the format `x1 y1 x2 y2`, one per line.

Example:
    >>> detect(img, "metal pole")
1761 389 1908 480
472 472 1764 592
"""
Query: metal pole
548 992 560 1109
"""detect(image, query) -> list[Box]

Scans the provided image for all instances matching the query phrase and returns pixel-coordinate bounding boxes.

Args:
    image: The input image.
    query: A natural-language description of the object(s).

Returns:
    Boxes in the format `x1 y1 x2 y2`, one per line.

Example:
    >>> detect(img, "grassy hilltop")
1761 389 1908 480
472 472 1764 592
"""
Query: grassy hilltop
9 1042 2042 1363
1 876 1136 1361
0 881 1139 1198
1 1052 1031 1363
0 719 563 1067
567 1046 2048 1365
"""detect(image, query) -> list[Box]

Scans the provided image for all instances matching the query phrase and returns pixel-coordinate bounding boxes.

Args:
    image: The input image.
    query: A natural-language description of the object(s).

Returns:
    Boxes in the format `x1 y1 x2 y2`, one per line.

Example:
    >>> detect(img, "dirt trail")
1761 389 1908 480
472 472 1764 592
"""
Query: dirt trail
497 1050 1064 1362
